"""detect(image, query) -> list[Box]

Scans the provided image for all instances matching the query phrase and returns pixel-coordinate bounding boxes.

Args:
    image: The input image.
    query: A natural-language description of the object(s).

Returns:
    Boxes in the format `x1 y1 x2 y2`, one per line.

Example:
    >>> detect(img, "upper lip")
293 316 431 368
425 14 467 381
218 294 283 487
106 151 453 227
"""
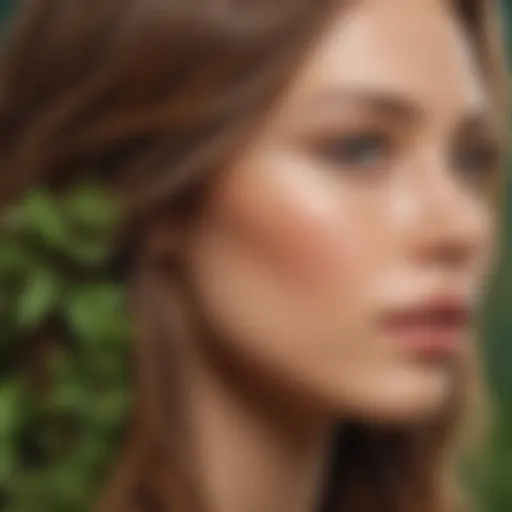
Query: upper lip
381 293 471 327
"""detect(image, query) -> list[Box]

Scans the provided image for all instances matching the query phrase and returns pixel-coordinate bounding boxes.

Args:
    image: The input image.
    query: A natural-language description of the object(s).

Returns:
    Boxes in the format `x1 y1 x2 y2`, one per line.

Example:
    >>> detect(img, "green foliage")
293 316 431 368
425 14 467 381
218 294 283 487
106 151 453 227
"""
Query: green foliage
0 185 131 512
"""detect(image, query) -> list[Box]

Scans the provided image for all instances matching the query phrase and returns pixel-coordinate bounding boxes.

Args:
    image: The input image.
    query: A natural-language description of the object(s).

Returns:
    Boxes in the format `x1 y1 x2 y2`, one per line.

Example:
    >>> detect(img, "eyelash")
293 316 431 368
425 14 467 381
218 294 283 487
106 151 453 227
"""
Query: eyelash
316 131 391 172
314 131 499 186
452 143 500 185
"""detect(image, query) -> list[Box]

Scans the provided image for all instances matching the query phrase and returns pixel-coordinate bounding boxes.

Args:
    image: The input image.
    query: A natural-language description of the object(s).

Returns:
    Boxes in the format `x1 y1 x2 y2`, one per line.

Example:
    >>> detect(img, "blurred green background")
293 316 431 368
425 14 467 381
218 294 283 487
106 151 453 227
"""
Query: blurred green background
0 1 511 511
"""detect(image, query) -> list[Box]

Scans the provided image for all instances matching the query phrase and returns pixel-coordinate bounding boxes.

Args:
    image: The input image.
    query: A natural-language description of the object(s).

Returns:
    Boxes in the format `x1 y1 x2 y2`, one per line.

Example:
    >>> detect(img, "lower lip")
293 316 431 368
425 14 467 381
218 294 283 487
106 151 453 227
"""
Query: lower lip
384 323 467 357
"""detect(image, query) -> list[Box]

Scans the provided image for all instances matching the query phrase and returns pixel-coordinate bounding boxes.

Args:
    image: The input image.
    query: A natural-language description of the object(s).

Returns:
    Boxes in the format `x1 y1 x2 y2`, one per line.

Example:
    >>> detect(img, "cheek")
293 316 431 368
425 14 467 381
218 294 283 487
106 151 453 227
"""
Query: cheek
210 153 379 297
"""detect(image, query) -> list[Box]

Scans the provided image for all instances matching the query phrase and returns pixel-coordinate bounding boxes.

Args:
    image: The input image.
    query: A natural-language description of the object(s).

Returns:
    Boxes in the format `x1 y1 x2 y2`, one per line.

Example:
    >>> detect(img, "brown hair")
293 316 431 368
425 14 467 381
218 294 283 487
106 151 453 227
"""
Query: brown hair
0 1 508 511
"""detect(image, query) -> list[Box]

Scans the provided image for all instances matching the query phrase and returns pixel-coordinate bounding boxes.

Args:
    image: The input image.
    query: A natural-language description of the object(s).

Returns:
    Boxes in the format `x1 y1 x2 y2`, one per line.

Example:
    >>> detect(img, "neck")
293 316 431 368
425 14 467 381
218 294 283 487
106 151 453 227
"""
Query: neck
182 347 334 512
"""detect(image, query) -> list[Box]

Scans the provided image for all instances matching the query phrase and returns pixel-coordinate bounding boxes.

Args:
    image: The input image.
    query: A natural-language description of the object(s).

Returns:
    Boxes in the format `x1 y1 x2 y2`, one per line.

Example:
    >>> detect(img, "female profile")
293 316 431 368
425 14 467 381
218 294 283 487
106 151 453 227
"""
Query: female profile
0 0 508 511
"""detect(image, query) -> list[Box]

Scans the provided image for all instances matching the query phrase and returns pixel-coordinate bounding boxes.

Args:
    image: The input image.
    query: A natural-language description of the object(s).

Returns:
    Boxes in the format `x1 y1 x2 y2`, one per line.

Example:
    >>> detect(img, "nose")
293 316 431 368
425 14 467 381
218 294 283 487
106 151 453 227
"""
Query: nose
406 162 492 272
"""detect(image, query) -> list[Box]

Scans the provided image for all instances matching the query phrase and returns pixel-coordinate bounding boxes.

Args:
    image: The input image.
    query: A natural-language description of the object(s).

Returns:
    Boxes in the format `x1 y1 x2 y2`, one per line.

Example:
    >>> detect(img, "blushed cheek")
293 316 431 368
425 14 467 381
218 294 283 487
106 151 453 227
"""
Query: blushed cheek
269 206 369 294
212 157 375 295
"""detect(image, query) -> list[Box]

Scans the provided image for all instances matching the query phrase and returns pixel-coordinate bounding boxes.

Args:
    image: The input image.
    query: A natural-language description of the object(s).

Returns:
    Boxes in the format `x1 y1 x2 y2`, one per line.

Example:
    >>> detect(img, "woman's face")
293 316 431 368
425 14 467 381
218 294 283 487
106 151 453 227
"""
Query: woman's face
180 0 498 424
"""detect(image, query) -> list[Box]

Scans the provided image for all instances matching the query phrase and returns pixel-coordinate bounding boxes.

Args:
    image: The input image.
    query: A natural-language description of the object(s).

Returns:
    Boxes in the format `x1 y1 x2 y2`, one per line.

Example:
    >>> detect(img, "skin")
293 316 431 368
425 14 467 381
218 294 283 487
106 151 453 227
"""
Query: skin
148 0 499 511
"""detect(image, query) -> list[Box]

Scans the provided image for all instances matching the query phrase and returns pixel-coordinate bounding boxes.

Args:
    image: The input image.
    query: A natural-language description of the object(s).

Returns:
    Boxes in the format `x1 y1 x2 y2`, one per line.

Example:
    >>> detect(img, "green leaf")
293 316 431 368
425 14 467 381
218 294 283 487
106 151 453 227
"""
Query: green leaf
47 377 88 415
15 270 61 330
10 190 70 251
0 183 129 512
88 388 130 429
62 237 113 267
65 283 128 346
64 184 120 233
0 240 36 274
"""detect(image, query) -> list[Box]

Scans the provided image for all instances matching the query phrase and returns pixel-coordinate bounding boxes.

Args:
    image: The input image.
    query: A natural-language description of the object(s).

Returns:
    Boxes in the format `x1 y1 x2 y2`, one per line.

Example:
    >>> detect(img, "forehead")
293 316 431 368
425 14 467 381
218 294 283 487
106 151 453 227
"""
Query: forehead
282 0 487 120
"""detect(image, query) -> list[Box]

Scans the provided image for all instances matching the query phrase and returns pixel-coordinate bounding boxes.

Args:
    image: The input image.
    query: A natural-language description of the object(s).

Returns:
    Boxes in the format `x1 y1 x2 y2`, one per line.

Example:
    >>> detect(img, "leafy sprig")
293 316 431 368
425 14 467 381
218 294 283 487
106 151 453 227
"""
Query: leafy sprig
0 184 131 512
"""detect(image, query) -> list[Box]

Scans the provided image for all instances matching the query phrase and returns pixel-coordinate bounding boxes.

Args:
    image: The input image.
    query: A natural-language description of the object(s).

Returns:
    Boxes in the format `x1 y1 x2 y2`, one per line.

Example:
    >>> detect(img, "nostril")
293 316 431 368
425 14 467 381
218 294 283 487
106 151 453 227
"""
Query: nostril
435 243 471 267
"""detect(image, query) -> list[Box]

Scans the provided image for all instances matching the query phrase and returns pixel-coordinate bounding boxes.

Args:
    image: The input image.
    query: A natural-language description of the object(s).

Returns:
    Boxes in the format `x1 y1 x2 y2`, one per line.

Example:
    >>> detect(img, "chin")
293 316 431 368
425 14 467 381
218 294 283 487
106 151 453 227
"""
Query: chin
324 365 456 426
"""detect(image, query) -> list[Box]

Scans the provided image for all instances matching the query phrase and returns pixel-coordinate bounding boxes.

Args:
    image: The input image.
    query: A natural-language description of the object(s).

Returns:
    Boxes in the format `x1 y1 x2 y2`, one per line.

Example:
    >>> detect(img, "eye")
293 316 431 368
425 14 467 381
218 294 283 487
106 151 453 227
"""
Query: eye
452 141 500 185
316 131 391 171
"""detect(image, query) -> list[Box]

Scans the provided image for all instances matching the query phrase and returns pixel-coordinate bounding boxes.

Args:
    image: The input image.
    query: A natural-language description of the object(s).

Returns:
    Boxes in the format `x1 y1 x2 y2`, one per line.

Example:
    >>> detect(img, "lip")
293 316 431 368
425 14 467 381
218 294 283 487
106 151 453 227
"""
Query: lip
379 293 472 357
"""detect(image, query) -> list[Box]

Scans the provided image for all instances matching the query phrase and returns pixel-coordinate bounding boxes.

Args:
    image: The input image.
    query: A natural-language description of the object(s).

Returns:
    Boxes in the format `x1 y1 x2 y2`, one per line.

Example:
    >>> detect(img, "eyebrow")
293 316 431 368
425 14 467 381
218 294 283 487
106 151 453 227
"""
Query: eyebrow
306 86 493 130
306 86 425 123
